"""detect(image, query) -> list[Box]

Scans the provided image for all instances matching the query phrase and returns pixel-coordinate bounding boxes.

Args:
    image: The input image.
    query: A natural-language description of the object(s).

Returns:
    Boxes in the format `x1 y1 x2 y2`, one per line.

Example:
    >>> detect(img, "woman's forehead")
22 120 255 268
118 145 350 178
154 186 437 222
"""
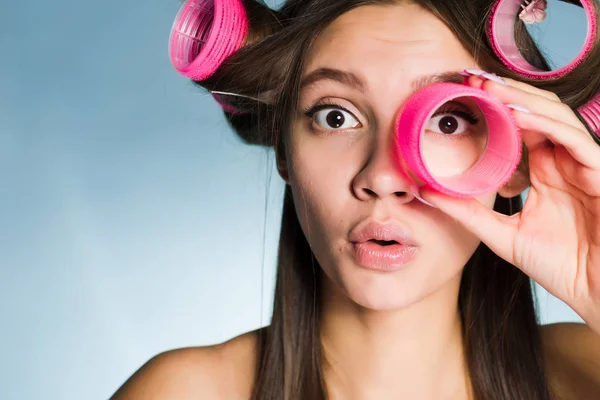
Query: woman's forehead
319 3 447 39
301 4 477 96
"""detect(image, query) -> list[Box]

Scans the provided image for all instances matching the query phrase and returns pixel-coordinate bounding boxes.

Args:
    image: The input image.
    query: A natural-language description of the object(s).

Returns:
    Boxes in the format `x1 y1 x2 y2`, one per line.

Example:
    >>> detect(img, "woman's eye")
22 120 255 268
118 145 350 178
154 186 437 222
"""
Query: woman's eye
427 113 470 135
313 108 360 130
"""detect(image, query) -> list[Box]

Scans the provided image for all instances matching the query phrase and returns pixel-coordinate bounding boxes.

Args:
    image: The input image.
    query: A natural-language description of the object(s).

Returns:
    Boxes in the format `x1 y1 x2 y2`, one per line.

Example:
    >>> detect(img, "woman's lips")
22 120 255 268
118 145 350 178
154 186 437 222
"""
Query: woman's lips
352 240 420 271
348 220 419 247
349 219 420 271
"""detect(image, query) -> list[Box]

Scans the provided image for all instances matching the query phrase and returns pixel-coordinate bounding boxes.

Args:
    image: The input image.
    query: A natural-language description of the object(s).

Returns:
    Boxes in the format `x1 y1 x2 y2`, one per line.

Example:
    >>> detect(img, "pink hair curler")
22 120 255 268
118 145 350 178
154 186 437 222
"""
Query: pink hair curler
168 0 249 82
578 92 600 139
396 83 522 198
488 0 597 79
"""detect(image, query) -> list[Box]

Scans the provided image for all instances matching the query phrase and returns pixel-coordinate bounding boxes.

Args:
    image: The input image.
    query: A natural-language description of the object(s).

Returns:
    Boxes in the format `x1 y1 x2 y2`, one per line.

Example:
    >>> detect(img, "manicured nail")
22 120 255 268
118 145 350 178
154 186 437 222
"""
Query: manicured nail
506 103 531 113
481 72 506 85
415 194 438 208
464 68 487 76
410 185 438 208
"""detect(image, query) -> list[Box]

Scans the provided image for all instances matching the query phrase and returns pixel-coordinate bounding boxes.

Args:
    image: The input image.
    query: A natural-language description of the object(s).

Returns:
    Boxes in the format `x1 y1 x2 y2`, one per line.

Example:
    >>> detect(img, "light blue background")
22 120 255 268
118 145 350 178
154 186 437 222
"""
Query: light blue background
0 1 589 399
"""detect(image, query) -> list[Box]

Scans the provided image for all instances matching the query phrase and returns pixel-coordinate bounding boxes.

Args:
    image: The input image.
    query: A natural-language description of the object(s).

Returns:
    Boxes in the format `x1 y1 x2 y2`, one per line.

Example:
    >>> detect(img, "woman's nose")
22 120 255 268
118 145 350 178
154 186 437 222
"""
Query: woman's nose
351 129 417 204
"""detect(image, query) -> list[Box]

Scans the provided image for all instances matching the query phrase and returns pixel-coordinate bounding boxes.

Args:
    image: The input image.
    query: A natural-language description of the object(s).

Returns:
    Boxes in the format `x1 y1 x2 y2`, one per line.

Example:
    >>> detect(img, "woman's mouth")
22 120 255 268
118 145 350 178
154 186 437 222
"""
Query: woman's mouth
348 219 420 271
369 239 399 246
352 240 420 272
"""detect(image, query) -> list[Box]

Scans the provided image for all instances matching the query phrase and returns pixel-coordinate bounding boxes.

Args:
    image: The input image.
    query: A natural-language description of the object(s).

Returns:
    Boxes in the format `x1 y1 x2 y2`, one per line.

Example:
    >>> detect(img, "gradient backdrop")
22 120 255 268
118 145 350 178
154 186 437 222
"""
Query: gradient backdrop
0 0 590 398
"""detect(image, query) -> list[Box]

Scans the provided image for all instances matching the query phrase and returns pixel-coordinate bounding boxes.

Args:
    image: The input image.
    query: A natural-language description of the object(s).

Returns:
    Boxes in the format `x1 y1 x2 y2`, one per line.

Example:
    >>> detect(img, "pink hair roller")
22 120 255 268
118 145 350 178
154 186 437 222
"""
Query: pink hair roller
488 0 597 79
168 0 249 82
396 83 522 198
168 0 249 114
578 92 600 139
489 1 600 140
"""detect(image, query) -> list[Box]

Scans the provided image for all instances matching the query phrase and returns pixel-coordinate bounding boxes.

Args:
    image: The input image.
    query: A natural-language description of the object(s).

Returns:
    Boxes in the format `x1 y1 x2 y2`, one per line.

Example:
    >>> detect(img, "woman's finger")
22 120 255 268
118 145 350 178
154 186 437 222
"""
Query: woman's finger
464 73 585 129
553 145 600 197
513 109 600 170
480 79 586 129
418 187 518 264
465 73 560 101
499 76 562 101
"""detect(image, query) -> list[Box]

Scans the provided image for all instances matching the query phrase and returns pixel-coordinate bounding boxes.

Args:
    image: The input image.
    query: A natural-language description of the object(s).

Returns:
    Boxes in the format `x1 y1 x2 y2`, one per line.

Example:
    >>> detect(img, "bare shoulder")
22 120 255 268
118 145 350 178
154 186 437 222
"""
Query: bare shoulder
540 322 600 400
110 328 261 400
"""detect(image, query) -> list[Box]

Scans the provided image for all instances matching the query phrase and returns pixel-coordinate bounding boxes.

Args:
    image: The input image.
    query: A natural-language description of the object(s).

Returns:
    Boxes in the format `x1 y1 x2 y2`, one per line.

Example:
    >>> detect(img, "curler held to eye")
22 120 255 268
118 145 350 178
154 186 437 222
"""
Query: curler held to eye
396 83 522 198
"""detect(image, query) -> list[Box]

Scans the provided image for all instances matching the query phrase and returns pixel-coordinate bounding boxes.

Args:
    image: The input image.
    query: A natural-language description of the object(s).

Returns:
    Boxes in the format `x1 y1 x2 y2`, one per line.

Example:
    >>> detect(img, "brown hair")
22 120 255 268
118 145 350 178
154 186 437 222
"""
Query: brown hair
190 0 600 398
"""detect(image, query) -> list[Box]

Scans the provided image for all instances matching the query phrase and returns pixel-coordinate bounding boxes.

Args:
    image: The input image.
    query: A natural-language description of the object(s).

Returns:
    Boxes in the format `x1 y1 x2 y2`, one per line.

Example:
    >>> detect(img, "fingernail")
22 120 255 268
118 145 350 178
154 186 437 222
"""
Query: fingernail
481 72 506 85
506 103 531 113
415 194 438 208
464 68 487 76
411 185 438 208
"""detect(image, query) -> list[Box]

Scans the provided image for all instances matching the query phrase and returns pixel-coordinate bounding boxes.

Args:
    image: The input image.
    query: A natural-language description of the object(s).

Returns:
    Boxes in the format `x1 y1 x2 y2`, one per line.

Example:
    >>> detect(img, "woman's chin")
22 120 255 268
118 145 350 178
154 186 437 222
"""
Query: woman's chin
349 293 424 312
330 259 463 312
341 275 431 311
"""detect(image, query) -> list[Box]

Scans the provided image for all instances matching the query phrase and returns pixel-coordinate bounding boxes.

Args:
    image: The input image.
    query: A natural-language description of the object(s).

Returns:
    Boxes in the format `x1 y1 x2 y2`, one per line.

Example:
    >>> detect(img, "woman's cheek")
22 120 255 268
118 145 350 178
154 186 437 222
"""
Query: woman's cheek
424 210 482 269
430 193 495 265
288 151 338 220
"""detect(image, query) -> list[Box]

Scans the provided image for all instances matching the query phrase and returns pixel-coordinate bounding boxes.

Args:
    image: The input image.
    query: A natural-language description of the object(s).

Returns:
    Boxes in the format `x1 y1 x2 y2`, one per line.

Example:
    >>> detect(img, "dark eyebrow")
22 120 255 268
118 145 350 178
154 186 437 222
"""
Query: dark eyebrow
411 71 465 91
300 68 366 92
299 67 465 93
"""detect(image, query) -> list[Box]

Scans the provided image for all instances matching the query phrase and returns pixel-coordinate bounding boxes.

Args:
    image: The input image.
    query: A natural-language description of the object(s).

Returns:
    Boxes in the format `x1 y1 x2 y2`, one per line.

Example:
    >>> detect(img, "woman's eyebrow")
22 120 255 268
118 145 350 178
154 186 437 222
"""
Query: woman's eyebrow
412 72 465 90
300 68 366 92
299 67 465 93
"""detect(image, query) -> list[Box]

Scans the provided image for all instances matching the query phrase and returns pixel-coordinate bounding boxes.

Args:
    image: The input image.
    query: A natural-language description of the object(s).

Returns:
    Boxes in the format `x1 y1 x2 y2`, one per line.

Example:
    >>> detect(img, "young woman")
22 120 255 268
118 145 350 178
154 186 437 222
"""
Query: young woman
112 0 600 398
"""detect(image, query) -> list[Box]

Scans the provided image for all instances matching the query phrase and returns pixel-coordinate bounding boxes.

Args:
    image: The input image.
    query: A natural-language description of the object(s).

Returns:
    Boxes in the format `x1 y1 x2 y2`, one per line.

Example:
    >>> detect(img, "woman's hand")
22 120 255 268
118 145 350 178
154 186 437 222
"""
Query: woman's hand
420 70 600 334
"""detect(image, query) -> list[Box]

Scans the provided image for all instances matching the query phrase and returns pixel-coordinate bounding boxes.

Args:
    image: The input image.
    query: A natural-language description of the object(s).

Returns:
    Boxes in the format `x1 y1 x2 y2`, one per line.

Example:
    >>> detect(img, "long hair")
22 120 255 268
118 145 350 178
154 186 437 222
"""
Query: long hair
191 0 600 398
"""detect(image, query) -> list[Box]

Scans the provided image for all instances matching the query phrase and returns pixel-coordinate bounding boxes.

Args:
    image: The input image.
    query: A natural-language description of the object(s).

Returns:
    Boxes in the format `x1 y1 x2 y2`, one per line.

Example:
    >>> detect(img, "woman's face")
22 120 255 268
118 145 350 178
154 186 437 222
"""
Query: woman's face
280 3 512 310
